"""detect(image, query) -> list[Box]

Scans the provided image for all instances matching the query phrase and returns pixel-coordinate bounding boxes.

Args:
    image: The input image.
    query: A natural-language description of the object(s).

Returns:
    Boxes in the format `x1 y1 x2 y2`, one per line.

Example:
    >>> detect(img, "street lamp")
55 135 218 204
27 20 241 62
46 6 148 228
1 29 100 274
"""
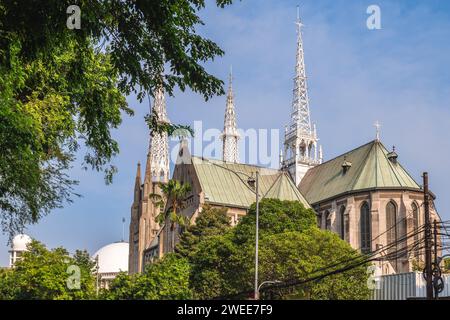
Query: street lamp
257 280 282 299
247 171 259 300
202 158 284 300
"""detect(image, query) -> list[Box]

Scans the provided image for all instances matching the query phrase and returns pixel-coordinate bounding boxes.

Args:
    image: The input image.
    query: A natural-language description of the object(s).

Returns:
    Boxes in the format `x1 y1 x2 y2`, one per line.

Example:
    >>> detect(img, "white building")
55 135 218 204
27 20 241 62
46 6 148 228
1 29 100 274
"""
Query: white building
9 234 32 267
92 241 129 289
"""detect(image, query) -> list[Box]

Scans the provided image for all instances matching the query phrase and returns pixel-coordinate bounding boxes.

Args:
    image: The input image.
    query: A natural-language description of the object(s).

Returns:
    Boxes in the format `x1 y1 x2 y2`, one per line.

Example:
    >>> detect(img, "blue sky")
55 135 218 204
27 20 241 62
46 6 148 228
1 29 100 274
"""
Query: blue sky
2 0 450 265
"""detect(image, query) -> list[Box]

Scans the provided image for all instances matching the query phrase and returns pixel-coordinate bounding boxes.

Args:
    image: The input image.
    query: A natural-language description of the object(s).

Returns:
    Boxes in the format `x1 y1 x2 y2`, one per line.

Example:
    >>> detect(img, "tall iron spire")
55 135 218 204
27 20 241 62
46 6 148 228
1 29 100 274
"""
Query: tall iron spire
221 68 240 163
291 5 312 134
145 86 170 184
282 7 322 186
129 84 170 275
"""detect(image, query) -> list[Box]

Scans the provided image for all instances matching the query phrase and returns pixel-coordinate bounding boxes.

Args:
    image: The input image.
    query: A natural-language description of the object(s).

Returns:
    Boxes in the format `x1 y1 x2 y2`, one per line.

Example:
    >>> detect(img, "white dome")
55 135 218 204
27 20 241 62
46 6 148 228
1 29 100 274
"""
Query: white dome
92 242 129 274
12 234 32 251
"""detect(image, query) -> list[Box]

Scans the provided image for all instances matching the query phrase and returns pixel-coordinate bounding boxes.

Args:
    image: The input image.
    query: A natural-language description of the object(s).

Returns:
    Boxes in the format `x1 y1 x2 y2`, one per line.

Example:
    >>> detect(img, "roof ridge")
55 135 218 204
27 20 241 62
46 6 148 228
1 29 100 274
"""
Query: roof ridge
378 142 403 186
285 172 308 202
192 156 279 172
262 172 284 199
378 142 421 188
349 140 377 190
375 141 380 187
395 161 421 188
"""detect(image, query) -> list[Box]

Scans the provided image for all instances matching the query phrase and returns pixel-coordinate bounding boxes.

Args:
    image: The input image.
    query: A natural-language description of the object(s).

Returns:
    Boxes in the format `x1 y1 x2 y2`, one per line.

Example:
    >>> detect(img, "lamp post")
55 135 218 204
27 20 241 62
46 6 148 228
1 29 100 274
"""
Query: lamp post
247 171 259 300
202 158 285 300
257 280 282 299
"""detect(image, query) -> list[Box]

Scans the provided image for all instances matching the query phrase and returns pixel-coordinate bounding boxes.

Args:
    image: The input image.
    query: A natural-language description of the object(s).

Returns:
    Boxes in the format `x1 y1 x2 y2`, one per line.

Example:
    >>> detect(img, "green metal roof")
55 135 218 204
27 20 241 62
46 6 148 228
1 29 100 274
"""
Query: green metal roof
299 140 421 205
191 157 311 209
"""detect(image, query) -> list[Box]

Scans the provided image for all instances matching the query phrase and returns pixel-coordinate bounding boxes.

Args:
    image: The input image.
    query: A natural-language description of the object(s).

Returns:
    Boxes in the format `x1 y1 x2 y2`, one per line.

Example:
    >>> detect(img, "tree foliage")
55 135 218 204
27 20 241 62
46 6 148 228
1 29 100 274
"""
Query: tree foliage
0 200 370 300
0 240 96 300
106 253 192 300
0 0 234 235
151 180 192 251
176 205 231 259
0 37 129 235
179 199 371 300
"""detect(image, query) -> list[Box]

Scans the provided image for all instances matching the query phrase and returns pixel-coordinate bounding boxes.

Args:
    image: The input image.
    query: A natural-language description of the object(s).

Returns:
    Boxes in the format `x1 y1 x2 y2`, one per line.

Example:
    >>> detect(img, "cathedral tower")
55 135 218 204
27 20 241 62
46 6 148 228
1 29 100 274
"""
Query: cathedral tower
129 87 170 274
221 70 240 163
282 8 322 186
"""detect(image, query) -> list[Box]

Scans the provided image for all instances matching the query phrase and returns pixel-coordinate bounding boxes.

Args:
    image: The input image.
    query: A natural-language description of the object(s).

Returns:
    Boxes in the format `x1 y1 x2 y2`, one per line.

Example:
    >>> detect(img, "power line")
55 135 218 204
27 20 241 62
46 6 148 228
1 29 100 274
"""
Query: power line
214 226 426 299
302 225 425 278
261 235 427 295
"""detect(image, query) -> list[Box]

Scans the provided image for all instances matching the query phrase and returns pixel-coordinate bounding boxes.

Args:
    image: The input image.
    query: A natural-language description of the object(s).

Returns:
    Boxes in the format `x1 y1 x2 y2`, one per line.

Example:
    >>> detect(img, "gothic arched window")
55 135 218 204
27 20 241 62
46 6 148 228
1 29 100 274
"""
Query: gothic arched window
386 201 397 252
325 210 331 230
360 202 371 254
299 140 307 158
340 206 346 240
412 202 420 257
386 201 399 270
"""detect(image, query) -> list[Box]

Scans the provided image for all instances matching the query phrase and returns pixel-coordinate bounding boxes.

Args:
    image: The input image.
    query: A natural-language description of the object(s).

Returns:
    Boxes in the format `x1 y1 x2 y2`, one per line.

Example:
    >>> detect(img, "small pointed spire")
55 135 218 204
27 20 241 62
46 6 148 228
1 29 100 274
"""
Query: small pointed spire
135 162 141 184
134 162 142 203
279 149 284 165
296 5 302 30
229 65 233 91
227 66 233 102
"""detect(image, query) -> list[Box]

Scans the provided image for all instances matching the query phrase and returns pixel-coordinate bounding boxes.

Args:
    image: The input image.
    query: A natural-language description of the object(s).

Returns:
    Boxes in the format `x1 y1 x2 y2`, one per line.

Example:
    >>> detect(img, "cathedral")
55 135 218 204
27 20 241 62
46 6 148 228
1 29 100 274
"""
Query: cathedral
129 13 440 275
128 87 169 274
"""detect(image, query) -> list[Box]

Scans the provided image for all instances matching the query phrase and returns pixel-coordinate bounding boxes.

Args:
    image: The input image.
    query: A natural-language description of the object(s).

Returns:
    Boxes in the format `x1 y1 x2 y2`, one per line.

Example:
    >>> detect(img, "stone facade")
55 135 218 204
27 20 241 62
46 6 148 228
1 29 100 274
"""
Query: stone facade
314 189 439 274
146 141 308 262
128 87 169 274
159 151 248 256
128 164 165 274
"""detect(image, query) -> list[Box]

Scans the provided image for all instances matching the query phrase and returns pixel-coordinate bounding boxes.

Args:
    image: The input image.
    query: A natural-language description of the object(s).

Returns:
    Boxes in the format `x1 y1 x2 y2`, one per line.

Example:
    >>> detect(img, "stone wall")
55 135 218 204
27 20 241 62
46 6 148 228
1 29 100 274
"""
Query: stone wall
314 189 439 275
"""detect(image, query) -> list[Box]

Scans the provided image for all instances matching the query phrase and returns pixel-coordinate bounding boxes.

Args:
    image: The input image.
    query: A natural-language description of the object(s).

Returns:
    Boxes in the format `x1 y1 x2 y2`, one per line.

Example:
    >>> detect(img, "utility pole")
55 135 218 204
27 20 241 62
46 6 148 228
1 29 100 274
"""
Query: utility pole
433 219 439 300
423 172 433 299
254 171 260 300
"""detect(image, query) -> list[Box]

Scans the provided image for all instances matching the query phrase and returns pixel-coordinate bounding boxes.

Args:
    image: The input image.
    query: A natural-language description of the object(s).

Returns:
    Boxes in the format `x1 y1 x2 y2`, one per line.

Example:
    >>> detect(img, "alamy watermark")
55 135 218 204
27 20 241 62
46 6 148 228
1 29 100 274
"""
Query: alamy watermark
66 5 81 30
367 5 382 30
169 121 282 168
66 264 81 290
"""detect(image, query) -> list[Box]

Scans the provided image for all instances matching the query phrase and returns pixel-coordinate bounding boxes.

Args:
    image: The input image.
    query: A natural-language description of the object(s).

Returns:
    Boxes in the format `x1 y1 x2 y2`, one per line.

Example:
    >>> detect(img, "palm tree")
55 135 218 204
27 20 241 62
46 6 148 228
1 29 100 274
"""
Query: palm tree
150 179 192 251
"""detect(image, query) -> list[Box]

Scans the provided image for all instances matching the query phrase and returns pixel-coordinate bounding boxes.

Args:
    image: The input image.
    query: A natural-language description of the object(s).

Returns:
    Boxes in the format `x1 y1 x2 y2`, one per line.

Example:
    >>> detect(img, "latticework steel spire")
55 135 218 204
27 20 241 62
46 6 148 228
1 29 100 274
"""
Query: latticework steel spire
282 7 322 185
290 9 312 135
221 69 240 163
145 87 170 183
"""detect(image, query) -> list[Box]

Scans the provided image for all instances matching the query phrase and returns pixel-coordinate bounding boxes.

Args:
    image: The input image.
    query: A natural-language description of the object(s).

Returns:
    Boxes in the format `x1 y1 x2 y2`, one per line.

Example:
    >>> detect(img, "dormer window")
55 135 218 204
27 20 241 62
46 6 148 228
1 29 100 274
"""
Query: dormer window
387 146 398 164
342 157 352 174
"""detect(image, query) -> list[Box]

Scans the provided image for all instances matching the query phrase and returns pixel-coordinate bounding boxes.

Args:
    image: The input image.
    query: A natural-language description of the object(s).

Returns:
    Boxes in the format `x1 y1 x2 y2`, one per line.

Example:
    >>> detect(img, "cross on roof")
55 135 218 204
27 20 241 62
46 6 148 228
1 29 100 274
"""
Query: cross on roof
374 121 381 141
295 5 304 30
